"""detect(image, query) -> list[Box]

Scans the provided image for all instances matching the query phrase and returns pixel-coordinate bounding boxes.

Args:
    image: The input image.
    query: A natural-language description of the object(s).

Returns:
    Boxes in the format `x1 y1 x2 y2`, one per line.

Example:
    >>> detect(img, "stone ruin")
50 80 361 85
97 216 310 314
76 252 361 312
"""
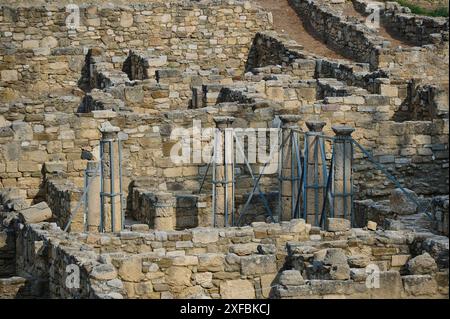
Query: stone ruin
0 0 448 299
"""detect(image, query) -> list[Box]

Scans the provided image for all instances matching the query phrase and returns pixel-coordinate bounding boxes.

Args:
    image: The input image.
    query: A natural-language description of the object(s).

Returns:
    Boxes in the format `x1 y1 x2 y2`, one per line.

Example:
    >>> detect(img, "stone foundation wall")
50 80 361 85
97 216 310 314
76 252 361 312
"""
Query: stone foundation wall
431 195 449 237
15 222 111 298
10 217 449 299
129 187 212 230
45 178 83 232
0 0 272 98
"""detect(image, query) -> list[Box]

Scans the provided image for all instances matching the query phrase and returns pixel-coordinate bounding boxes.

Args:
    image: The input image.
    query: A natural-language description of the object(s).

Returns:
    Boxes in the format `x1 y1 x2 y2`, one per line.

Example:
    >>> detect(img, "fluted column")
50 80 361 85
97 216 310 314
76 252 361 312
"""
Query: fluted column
154 192 176 230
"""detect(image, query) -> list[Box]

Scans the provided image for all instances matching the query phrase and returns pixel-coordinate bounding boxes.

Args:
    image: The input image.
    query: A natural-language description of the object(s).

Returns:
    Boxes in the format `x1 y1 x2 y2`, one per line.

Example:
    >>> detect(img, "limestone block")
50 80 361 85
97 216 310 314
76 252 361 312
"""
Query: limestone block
322 248 348 266
391 254 411 267
220 279 255 299
117 257 143 282
402 275 438 296
229 243 258 256
260 273 277 298
279 270 304 286
367 220 377 231
194 272 213 288
389 188 419 215
90 264 118 281
191 228 219 244
18 202 52 224
120 12 134 27
166 266 192 287
240 255 276 275
407 253 438 275
327 218 351 232
198 253 224 272
1 70 18 82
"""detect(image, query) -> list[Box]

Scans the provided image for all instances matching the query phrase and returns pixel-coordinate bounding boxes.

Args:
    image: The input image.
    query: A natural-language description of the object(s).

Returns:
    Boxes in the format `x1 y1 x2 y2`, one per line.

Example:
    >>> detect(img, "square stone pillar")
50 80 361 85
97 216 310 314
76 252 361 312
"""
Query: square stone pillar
279 115 302 222
100 122 123 233
331 125 355 223
154 192 176 231
213 116 235 227
304 121 327 226
86 160 101 232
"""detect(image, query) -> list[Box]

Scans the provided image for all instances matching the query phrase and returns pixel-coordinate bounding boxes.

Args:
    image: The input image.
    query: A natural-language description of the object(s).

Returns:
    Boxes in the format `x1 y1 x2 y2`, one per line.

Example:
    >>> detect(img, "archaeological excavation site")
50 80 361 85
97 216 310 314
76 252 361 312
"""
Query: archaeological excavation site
0 0 449 300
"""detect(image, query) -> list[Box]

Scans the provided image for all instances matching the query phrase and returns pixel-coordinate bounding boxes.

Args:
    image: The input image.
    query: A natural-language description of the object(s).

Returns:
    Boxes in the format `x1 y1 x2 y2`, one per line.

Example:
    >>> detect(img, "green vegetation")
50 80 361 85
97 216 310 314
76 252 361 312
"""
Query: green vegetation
396 0 449 17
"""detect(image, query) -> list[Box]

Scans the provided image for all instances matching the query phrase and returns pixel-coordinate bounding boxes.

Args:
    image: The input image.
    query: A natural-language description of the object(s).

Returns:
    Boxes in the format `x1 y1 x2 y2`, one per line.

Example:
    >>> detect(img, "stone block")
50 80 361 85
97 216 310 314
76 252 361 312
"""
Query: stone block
192 228 219 244
327 218 351 232
389 188 418 215
1 70 18 82
220 279 255 299
241 255 276 275
407 253 438 275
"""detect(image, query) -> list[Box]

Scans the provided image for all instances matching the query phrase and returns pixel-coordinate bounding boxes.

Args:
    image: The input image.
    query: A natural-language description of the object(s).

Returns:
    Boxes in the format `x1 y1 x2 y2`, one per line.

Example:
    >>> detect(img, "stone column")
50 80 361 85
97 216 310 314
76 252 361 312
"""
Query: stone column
100 122 123 233
279 115 302 222
154 192 176 231
331 125 355 222
86 160 101 232
304 121 326 226
213 116 235 227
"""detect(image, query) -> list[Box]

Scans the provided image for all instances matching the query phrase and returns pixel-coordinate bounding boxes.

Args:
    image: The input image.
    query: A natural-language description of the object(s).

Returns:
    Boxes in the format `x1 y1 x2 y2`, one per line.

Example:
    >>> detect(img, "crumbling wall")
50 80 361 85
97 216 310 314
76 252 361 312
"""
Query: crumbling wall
352 0 449 46
45 178 83 232
11 218 449 299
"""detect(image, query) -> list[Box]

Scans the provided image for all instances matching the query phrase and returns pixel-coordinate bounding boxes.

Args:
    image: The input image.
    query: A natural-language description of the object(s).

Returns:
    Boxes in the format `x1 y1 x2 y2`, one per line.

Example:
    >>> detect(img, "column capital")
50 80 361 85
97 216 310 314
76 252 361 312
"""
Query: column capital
306 120 326 132
279 114 302 126
213 116 235 129
100 121 120 140
332 125 355 137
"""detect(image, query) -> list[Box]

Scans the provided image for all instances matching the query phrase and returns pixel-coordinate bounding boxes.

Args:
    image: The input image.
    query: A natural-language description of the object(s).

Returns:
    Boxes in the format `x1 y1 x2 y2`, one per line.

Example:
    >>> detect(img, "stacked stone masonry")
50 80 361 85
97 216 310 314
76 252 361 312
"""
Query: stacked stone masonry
0 0 448 299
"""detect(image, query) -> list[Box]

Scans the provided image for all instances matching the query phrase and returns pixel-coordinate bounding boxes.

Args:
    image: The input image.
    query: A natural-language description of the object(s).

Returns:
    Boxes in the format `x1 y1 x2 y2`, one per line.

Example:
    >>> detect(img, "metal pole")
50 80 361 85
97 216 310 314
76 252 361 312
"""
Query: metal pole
100 141 105 232
109 140 115 232
118 138 124 230
212 128 217 227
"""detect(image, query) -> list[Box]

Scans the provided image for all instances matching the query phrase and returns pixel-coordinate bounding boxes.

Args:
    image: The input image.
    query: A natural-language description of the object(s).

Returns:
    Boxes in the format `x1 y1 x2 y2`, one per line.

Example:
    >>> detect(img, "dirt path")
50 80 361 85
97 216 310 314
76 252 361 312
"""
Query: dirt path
255 0 349 60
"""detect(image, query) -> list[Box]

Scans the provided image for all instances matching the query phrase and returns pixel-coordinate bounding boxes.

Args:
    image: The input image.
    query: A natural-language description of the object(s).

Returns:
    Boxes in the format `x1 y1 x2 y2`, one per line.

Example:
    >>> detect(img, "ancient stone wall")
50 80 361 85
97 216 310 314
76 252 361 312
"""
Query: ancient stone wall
288 0 385 66
45 178 83 232
11 217 449 299
0 0 272 98
352 0 449 46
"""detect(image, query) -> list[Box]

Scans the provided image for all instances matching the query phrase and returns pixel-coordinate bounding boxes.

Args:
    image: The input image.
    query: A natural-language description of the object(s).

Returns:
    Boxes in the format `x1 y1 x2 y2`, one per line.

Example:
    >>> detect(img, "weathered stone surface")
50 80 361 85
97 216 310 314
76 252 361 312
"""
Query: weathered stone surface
194 272 213 288
229 243 258 256
407 253 438 275
90 264 118 281
367 221 377 231
279 270 304 286
220 279 255 299
389 188 419 215
402 275 438 296
241 255 277 276
327 218 351 232
323 249 348 266
18 202 52 224
191 228 219 244
166 266 192 287
117 258 143 282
